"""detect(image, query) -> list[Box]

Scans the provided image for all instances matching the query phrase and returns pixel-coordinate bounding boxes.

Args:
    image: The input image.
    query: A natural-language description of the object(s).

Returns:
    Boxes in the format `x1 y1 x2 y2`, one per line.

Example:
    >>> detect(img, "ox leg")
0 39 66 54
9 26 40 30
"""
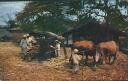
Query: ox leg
96 48 103 65
102 56 105 64
105 55 109 64
93 55 96 68
91 55 97 71
93 52 100 68
99 49 105 65
84 51 88 65
92 50 98 69
109 54 116 64
27 53 32 62
104 50 109 64
86 54 88 63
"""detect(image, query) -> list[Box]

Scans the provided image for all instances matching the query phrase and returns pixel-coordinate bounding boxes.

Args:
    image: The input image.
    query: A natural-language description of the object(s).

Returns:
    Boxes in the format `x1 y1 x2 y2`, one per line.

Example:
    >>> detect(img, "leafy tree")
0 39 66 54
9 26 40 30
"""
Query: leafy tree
16 0 128 33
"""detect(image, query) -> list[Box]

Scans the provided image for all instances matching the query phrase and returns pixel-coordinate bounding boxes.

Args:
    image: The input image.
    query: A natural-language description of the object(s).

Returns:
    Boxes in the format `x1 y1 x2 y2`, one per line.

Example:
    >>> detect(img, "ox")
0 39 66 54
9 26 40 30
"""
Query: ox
70 40 100 68
96 41 119 64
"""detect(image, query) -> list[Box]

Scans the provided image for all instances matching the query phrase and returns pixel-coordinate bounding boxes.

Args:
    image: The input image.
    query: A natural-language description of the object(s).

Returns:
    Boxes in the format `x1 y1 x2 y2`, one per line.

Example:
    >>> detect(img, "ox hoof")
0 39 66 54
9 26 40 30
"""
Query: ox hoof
109 56 115 65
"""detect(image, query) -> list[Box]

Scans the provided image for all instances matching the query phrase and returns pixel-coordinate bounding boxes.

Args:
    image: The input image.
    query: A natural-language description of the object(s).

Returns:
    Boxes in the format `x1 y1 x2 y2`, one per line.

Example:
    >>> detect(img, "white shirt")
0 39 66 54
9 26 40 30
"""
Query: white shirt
27 36 37 46
20 39 28 48
55 43 60 50
72 54 81 65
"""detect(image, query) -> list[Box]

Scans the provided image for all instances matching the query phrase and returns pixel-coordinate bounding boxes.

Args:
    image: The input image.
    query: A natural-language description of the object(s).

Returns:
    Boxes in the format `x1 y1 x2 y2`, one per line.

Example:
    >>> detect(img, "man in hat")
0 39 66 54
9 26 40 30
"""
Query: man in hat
55 40 61 57
50 40 61 57
71 49 81 74
20 34 29 59
26 34 37 53
25 34 30 45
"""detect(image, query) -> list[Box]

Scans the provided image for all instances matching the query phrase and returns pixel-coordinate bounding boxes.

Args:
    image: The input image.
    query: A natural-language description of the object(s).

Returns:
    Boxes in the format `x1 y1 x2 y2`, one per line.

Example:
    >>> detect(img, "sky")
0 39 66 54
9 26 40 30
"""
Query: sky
0 1 28 25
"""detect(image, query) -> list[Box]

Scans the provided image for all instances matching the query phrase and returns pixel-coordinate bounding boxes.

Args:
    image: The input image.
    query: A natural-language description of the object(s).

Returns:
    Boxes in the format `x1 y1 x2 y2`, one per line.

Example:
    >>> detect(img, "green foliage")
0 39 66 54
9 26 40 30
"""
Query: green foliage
19 24 34 32
16 0 128 33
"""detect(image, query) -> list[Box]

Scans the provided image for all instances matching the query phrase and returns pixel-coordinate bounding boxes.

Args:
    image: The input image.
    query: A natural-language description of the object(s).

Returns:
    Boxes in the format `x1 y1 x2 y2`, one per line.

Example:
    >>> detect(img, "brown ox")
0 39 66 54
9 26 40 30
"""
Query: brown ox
97 41 119 64
73 41 94 51
70 40 99 68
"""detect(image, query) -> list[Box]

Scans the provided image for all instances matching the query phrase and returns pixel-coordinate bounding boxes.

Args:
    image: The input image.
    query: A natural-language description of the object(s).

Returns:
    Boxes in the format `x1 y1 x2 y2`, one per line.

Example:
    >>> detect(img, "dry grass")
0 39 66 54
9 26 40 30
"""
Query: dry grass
0 42 128 81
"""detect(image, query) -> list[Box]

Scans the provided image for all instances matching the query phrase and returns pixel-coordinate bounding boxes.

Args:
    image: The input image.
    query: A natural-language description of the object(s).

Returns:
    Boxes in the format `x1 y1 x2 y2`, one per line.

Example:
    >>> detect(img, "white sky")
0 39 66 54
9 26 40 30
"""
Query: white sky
0 1 28 25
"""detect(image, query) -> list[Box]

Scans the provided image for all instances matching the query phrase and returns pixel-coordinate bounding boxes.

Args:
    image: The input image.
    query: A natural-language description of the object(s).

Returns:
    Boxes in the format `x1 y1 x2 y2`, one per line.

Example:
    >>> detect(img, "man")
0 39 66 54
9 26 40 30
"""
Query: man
20 35 29 59
50 40 61 57
26 34 37 52
71 49 81 74
26 34 30 45
55 40 61 57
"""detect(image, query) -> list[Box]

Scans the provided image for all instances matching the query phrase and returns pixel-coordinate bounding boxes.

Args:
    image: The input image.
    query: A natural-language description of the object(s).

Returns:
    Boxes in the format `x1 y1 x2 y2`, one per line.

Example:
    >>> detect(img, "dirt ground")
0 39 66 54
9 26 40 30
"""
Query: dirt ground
0 42 128 81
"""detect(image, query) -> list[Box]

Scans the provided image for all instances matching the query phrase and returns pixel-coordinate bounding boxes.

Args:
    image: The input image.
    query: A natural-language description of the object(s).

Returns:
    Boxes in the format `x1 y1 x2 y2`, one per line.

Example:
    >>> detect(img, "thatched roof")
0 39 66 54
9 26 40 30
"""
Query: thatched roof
61 22 127 43
62 22 125 36
29 31 65 41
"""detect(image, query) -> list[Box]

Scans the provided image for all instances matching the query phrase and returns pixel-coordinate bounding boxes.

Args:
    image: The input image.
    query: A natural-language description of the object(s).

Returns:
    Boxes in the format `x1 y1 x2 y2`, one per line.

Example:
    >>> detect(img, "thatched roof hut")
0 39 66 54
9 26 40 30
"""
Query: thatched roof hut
62 22 127 44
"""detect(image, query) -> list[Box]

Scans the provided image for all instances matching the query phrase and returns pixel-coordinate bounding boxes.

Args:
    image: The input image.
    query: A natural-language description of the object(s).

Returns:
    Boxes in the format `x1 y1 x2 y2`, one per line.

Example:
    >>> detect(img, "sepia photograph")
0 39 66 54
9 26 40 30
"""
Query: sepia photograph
0 0 128 81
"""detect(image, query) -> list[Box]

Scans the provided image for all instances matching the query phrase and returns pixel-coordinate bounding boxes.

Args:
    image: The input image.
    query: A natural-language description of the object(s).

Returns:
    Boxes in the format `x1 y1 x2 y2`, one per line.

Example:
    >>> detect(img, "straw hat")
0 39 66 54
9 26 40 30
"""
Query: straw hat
26 34 30 37
74 49 79 53
23 34 27 38
55 40 60 43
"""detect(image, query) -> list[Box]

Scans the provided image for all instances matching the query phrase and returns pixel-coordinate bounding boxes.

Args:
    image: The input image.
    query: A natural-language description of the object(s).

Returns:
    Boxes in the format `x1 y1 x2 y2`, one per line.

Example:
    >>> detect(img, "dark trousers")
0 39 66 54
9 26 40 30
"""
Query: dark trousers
73 64 79 73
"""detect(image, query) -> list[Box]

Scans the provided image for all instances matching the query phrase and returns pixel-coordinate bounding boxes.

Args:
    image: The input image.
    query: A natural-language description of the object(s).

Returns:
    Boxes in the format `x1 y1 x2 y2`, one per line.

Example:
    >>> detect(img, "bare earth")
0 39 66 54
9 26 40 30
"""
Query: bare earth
0 42 128 81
